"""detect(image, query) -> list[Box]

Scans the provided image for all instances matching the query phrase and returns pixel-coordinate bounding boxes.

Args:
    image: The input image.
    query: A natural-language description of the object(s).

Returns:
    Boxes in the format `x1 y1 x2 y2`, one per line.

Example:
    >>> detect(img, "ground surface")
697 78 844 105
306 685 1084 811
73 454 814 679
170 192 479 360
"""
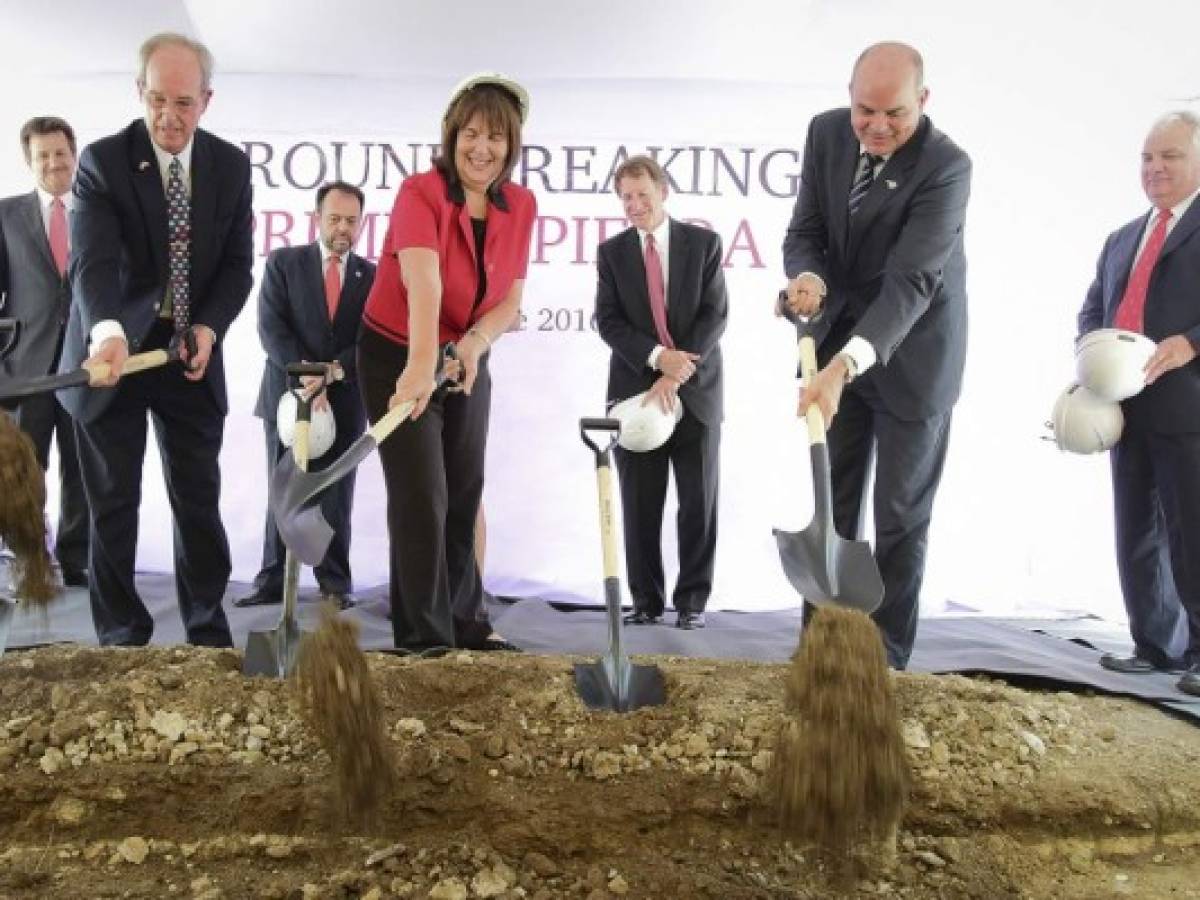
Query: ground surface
1 645 1198 899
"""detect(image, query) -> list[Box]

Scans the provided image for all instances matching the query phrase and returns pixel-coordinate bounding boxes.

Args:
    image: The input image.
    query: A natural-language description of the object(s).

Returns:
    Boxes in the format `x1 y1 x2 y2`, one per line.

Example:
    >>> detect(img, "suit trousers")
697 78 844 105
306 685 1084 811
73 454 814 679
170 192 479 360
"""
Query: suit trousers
1110 427 1200 668
614 409 720 616
811 371 953 669
73 337 233 647
357 328 492 651
252 409 356 598
13 392 89 571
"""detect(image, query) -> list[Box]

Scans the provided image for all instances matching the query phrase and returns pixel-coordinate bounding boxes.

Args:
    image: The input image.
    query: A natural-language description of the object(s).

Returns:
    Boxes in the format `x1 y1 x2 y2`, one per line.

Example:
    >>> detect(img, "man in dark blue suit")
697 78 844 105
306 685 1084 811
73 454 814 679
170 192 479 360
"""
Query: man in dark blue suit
59 33 253 646
595 155 728 631
780 42 971 669
236 182 374 610
1077 111 1200 696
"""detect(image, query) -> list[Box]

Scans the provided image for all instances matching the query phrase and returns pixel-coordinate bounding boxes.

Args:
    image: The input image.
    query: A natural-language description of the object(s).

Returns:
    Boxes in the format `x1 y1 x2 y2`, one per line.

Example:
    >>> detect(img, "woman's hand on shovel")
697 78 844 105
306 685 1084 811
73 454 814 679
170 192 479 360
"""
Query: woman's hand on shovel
388 362 437 420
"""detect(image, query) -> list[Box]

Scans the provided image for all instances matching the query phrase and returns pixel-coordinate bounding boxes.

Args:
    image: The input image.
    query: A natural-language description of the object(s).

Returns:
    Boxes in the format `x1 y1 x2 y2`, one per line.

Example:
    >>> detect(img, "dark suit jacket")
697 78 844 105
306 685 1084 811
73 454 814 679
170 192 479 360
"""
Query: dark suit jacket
0 191 72 380
58 119 254 423
783 110 971 420
1078 198 1200 434
254 242 375 441
595 219 728 426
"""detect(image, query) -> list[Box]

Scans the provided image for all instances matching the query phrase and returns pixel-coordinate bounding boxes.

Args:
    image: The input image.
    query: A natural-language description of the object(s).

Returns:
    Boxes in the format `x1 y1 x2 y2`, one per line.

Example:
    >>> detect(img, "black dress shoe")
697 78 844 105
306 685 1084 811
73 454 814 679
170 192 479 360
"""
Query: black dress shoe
233 590 281 608
60 567 89 588
1178 665 1200 697
1099 652 1162 674
623 610 663 626
675 611 706 630
318 591 355 611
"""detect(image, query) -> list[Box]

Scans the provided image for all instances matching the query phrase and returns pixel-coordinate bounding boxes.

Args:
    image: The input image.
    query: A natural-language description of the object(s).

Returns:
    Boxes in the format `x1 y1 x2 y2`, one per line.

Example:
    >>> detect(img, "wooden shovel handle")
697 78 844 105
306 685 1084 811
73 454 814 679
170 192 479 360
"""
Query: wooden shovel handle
83 349 172 386
798 335 827 446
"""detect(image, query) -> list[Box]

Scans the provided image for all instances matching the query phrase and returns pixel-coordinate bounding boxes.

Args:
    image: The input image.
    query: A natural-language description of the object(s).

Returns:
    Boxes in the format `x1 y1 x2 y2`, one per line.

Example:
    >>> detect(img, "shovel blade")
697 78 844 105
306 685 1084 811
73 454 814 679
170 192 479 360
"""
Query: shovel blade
573 656 666 712
0 597 15 658
269 436 377 565
276 504 334 568
773 526 884 614
243 619 307 679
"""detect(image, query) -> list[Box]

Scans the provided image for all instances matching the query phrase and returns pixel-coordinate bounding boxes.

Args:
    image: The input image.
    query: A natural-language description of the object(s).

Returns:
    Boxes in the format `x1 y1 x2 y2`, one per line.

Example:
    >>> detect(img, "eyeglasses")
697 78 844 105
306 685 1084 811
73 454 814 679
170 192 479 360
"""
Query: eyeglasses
142 90 205 115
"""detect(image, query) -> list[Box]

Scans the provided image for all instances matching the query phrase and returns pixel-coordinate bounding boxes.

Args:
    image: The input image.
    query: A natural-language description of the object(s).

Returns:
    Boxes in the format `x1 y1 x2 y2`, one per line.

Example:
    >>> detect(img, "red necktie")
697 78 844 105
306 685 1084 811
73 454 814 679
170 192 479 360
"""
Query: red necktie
324 254 341 320
49 197 69 276
1113 208 1172 334
644 234 674 349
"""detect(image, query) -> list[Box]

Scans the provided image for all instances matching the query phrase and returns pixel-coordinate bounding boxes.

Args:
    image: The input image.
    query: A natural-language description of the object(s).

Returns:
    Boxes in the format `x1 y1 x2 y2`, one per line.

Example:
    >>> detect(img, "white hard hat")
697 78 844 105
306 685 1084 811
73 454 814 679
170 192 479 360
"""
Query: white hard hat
1075 328 1155 402
447 72 530 123
276 391 337 460
610 392 684 453
1047 381 1124 454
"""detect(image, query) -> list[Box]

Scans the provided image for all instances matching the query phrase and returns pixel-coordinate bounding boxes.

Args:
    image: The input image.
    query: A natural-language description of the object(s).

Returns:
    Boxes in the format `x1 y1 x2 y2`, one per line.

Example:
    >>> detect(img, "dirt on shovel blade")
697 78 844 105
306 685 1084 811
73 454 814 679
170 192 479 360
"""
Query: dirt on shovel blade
295 605 396 824
769 606 908 869
0 411 56 605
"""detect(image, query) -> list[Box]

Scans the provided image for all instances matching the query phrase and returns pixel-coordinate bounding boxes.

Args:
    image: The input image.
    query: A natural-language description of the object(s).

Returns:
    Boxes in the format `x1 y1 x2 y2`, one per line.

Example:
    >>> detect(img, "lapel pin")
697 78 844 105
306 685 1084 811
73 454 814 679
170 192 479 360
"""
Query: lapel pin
355 270 362 278
885 180 898 190
138 161 151 171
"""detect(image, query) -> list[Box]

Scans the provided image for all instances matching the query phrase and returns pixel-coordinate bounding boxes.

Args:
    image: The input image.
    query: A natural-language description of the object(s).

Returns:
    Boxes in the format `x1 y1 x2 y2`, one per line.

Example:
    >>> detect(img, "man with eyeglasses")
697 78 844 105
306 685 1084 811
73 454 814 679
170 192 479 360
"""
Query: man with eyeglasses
58 32 253 646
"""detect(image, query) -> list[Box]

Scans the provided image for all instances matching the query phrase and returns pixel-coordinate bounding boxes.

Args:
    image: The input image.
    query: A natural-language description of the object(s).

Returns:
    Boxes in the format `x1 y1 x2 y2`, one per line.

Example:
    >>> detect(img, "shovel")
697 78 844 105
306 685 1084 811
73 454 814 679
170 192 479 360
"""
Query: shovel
772 320 884 614
0 593 13 658
270 344 457 567
573 417 666 712
0 329 197 401
244 363 330 678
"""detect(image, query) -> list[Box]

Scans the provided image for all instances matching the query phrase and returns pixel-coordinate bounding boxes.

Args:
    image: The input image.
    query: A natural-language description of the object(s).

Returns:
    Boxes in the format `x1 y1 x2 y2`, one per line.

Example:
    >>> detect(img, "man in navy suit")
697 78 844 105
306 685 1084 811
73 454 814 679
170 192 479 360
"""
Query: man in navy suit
236 182 374 610
780 42 971 669
1077 111 1200 696
0 116 89 586
59 33 253 646
595 155 728 630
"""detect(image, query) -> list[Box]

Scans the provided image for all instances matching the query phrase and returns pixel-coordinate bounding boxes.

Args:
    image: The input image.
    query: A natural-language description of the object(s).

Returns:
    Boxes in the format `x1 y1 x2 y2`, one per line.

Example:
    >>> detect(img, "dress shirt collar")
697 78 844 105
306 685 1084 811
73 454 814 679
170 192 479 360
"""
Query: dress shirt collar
150 137 194 184
1154 186 1200 228
35 185 73 212
319 243 346 267
857 145 891 168
637 215 671 251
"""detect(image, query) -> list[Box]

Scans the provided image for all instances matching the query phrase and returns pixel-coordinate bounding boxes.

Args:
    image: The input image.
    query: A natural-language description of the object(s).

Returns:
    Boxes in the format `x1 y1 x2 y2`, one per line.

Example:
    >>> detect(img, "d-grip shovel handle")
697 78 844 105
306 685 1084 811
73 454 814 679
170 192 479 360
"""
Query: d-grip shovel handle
798 335 827 446
579 417 620 458
579 417 622 583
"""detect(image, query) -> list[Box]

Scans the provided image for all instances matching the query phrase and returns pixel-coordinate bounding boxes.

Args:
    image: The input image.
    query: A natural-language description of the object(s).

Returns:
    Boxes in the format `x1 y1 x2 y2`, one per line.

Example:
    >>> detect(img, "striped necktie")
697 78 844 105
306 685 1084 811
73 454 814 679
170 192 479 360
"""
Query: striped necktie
848 153 881 216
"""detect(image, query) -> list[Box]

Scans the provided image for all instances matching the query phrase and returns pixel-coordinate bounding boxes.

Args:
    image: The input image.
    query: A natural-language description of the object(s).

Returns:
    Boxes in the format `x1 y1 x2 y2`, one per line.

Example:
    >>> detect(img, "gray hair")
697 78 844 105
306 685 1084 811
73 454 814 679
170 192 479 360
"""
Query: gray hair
1150 110 1200 151
137 32 214 92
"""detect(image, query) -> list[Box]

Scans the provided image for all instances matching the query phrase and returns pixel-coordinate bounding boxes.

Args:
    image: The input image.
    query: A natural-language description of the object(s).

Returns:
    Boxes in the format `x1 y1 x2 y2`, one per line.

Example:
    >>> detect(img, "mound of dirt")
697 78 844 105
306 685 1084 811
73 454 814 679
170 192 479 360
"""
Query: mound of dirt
1 645 1199 899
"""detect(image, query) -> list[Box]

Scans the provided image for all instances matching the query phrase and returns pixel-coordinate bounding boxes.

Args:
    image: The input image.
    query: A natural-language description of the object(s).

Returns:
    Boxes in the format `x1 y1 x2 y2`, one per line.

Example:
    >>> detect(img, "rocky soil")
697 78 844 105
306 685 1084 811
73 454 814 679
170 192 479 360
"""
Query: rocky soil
1 645 1198 899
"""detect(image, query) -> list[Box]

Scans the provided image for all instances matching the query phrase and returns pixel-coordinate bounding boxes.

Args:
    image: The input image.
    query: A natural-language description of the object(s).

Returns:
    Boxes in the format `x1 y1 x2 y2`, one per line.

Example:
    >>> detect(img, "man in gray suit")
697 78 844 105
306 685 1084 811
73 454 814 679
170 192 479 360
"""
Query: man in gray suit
780 42 971 669
1077 111 1200 696
0 116 89 586
236 182 374 611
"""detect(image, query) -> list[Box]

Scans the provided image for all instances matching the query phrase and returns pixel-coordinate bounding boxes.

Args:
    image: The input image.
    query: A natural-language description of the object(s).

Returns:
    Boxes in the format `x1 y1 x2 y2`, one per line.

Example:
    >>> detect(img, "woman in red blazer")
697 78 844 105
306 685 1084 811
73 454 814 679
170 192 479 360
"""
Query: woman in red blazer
358 73 537 654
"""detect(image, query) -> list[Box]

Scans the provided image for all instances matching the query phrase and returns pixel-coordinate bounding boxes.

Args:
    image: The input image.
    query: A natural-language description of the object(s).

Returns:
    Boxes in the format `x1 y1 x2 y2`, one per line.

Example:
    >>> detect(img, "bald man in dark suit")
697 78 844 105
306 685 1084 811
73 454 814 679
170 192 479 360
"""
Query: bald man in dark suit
781 42 971 669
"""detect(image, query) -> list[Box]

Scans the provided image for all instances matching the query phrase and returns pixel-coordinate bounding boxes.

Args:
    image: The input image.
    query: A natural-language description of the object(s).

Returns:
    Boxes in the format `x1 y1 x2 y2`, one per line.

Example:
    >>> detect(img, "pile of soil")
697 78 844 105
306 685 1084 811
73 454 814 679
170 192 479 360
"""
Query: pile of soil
1 644 1198 899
